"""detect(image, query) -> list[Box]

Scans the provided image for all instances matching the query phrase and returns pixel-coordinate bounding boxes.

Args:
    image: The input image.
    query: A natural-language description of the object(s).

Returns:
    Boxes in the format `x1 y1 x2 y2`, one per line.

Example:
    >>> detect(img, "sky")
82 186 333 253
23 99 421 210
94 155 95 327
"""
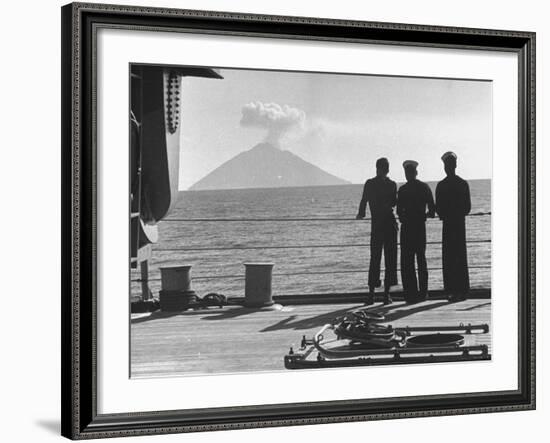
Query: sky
177 68 492 190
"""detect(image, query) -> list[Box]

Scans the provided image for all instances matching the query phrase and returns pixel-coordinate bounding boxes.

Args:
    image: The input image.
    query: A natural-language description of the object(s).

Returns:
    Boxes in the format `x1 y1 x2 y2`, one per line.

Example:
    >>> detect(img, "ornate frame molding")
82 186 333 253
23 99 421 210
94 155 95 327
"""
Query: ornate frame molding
61 3 535 439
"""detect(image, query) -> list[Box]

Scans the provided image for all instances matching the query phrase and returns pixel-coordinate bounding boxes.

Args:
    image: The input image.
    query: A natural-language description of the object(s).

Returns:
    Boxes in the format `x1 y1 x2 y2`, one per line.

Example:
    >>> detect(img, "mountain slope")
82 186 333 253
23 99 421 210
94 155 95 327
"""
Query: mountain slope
189 143 349 190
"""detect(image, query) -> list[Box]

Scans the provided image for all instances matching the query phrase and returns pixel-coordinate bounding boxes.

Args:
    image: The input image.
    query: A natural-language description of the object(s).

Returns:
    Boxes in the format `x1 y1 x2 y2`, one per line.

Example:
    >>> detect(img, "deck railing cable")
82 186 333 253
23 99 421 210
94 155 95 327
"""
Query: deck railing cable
160 211 491 223
131 264 492 283
152 239 490 252
132 212 491 285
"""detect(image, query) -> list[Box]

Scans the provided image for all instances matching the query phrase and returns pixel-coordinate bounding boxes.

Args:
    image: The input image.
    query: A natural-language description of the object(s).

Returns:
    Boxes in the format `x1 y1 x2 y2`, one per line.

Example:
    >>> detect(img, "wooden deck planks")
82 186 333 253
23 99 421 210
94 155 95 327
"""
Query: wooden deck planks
131 299 491 378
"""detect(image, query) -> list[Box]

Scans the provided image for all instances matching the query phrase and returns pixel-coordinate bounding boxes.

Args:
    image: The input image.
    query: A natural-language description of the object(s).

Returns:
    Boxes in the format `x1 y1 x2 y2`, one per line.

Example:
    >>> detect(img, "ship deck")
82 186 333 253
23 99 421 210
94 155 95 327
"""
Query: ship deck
130 297 491 378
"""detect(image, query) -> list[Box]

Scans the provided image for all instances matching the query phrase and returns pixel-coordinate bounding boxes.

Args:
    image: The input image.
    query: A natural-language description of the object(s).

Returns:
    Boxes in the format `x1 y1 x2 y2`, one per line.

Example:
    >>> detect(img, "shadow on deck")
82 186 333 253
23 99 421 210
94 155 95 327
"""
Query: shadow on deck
131 287 490 325
258 301 450 332
130 297 492 378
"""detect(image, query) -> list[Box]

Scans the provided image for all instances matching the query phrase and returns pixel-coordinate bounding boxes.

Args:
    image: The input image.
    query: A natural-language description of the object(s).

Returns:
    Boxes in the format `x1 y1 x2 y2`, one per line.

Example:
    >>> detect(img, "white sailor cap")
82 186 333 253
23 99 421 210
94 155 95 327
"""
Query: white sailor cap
402 160 418 169
441 151 457 162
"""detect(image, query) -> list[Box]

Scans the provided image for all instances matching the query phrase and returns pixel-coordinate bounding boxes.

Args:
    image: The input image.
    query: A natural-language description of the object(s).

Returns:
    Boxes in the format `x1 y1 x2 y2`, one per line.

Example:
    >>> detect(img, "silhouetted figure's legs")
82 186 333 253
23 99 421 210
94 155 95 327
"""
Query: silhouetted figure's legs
417 251 428 299
401 222 429 303
416 223 428 299
366 223 384 305
400 223 419 302
442 217 470 299
383 221 398 304
368 224 384 289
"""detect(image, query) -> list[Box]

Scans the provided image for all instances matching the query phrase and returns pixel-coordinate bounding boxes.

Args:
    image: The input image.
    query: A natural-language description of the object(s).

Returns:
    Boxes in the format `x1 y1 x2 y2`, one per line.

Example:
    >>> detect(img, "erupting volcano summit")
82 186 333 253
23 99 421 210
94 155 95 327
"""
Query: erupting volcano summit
189 143 350 191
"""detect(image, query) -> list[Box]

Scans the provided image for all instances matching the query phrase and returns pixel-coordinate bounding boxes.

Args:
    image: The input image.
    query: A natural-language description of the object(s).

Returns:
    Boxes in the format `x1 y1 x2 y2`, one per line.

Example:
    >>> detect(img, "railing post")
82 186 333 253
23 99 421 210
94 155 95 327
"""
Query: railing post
159 265 198 311
244 263 275 308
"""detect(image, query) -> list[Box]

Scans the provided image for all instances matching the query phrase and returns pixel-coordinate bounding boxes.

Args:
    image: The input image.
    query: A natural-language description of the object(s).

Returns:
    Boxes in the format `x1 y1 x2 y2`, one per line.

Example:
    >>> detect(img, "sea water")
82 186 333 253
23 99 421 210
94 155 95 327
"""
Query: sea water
131 179 491 299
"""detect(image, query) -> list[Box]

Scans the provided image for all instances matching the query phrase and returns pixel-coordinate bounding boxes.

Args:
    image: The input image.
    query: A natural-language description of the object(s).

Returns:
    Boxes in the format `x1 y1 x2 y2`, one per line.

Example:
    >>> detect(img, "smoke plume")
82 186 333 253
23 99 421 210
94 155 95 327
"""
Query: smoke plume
240 102 306 147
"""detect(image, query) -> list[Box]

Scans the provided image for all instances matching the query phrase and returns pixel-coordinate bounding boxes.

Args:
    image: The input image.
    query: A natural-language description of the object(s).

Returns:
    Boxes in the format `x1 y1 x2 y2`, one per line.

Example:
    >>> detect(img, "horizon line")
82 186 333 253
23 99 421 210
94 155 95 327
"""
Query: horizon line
179 177 491 192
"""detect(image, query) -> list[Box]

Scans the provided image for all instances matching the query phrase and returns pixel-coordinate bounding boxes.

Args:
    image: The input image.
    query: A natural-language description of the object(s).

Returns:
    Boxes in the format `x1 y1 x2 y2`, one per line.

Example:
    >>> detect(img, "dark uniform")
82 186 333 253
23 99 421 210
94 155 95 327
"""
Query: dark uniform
436 175 471 297
397 179 435 301
357 176 398 291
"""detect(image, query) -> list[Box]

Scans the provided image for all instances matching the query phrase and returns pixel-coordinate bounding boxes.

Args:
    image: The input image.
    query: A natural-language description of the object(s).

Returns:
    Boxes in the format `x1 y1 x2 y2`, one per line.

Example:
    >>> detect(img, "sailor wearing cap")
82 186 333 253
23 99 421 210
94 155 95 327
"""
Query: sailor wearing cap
402 160 418 169
436 151 471 302
397 160 436 303
440 151 456 162
356 157 398 305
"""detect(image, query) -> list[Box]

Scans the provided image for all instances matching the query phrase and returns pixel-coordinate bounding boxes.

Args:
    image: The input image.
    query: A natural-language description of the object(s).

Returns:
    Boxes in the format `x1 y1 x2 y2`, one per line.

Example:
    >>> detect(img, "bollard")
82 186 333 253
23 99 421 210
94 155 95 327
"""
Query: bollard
244 263 275 308
159 265 198 311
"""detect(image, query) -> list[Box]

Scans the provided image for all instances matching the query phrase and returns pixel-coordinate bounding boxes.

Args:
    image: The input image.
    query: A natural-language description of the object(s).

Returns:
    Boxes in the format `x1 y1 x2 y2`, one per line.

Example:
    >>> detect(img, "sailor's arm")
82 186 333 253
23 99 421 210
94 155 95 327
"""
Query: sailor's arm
426 185 436 218
463 180 471 216
396 188 404 223
435 183 445 220
391 181 397 208
356 181 369 219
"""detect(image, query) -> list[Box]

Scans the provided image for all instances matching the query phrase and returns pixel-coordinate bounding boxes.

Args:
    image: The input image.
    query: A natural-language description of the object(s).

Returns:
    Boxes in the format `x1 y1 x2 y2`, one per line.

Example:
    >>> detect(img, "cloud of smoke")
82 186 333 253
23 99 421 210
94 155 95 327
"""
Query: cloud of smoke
240 102 306 147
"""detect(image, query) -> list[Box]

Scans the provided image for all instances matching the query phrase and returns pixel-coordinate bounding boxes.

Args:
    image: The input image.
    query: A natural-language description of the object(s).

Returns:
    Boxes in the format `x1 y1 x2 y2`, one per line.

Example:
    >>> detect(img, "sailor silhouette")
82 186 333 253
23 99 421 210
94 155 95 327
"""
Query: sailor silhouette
356 157 398 305
397 160 436 303
436 151 471 302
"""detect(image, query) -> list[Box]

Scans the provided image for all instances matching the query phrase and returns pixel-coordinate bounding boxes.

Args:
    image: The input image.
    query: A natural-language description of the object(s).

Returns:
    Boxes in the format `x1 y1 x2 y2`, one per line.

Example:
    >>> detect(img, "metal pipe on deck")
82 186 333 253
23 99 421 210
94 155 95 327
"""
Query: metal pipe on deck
159 265 198 311
244 263 276 308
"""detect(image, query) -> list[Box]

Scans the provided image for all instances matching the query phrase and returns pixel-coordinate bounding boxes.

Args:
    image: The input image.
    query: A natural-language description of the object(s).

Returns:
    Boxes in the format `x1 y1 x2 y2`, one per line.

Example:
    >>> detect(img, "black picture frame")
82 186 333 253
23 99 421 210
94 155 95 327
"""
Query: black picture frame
61 2 536 439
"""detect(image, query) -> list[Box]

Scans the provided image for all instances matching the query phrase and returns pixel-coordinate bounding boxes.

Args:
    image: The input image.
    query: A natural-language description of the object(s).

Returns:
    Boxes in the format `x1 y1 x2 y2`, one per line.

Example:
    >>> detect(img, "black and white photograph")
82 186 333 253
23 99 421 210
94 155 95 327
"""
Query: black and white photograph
1 0 545 440
55 1 538 440
130 64 492 377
